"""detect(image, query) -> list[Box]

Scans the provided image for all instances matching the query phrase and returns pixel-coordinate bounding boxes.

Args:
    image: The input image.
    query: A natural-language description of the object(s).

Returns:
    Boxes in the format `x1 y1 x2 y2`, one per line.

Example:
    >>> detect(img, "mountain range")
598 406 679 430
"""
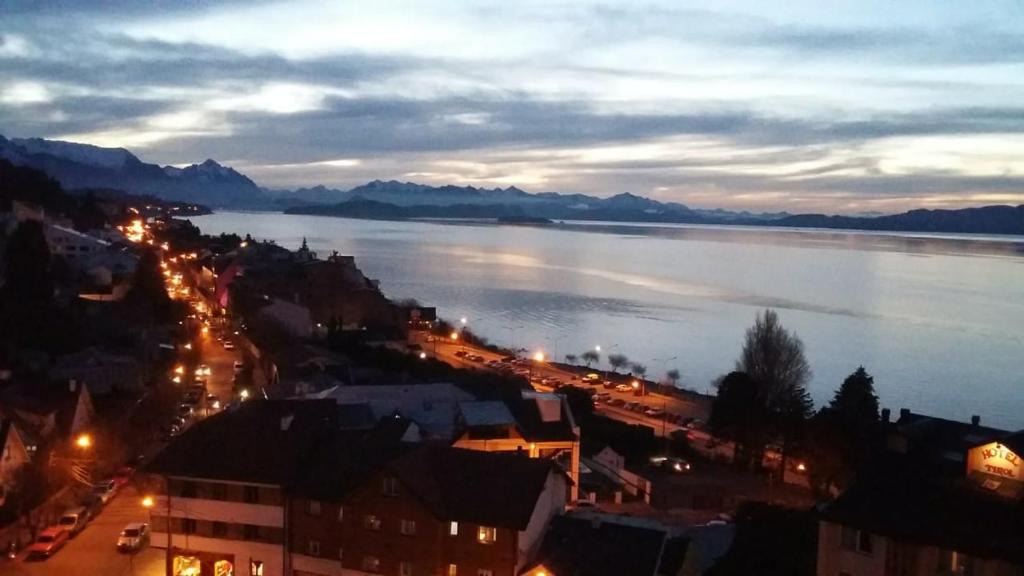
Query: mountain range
1 134 1022 235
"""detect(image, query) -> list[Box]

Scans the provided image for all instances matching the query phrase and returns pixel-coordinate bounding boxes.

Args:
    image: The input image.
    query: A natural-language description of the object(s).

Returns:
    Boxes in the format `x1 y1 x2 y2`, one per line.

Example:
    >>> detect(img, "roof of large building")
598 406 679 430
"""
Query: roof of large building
389 446 560 531
313 383 474 439
527 514 672 576
821 463 1024 564
145 399 338 485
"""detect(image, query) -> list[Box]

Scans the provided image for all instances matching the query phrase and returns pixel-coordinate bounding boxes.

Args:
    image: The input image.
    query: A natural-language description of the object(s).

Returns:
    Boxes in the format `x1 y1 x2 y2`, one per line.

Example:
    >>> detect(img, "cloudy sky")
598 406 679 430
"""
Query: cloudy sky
2 0 1023 212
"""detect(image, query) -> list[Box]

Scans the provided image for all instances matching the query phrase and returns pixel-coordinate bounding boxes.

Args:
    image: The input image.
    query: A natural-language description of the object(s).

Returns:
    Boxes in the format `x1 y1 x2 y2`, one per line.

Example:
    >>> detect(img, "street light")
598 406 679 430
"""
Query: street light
142 496 155 508
75 434 92 449
533 351 545 362
418 352 427 360
450 332 459 341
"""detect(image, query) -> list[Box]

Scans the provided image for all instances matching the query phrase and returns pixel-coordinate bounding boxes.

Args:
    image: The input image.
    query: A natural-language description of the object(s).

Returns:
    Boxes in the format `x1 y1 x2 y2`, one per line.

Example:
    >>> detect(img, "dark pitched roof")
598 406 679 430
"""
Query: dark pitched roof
531 514 669 576
999 430 1024 457
391 446 558 530
510 392 576 442
145 399 337 485
821 468 1024 564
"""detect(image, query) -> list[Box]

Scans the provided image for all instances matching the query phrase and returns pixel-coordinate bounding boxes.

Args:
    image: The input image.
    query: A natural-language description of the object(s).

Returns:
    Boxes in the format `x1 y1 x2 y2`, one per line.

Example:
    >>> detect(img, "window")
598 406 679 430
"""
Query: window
382 476 399 496
212 522 227 537
337 506 344 523
244 485 259 503
940 550 976 575
447 565 458 576
840 525 872 554
362 556 381 573
400 519 417 536
477 571 493 576
307 500 321 516
243 524 260 541
210 484 227 500
249 560 264 576
180 481 197 498
363 514 382 530
400 561 414 576
307 540 321 557
181 519 196 534
477 526 497 544
448 521 459 536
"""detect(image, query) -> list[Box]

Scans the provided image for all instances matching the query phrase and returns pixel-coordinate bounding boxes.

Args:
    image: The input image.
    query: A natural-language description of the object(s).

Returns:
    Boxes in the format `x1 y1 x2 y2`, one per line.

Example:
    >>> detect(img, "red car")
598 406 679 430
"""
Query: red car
28 527 69 559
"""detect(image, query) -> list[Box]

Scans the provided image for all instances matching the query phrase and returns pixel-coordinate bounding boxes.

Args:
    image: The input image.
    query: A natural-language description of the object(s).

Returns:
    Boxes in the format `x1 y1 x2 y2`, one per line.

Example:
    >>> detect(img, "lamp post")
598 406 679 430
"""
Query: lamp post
530 351 545 380
459 317 468 353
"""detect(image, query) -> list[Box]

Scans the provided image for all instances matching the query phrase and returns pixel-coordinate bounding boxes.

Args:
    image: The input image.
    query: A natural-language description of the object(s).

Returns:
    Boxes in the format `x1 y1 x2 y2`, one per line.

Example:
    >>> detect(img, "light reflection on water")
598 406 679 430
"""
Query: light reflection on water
191 212 1024 429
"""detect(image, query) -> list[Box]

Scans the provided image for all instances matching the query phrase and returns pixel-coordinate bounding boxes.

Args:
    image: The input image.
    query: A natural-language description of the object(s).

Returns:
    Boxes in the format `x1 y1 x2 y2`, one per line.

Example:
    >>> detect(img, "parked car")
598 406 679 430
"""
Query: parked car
222 340 236 350
117 523 150 552
206 394 221 410
652 456 692 473
595 392 611 402
178 404 194 418
454 350 468 358
57 507 89 537
615 384 633 393
92 480 117 505
606 398 625 407
233 361 245 373
643 407 665 418
583 373 600 382
625 401 643 412
112 467 135 488
195 364 211 377
602 380 617 390
28 527 69 559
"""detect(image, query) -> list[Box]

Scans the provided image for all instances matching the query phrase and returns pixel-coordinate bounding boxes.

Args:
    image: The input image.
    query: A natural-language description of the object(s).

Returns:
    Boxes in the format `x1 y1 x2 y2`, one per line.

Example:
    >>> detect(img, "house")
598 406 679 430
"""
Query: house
290 445 567 576
521 512 691 576
816 412 1024 576
0 419 31 506
143 399 568 576
0 379 94 452
314 384 582 500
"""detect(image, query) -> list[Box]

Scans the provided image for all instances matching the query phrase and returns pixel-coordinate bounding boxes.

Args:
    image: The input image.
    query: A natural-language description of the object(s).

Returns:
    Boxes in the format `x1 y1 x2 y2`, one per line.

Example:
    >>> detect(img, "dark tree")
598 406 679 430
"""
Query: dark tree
3 220 53 302
581 350 599 367
607 353 629 373
828 366 879 438
564 353 578 365
710 371 771 469
666 368 681 387
736 309 813 475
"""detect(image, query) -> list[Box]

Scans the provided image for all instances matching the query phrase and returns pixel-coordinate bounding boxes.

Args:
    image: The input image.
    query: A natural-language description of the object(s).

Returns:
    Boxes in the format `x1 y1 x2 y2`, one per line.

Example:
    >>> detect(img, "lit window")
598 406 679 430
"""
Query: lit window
382 477 399 496
249 560 263 576
448 521 459 536
363 514 382 530
362 556 381 573
307 500 321 516
400 561 414 576
477 526 497 544
447 564 458 576
307 540 320 557
400 519 417 535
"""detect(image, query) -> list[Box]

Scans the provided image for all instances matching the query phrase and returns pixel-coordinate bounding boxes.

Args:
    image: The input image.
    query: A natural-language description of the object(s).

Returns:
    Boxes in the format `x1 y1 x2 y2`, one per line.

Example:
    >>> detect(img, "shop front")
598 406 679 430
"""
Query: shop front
170 547 236 576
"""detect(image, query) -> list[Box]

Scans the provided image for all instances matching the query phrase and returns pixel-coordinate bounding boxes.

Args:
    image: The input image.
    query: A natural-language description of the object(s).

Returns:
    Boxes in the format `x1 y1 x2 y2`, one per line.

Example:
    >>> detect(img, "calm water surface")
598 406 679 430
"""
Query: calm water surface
191 212 1024 429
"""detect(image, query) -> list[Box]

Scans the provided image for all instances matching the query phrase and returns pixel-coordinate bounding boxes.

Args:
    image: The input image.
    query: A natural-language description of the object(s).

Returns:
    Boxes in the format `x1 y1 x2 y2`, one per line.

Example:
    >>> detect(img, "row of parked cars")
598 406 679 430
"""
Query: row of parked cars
590 391 703 427
27 470 148 560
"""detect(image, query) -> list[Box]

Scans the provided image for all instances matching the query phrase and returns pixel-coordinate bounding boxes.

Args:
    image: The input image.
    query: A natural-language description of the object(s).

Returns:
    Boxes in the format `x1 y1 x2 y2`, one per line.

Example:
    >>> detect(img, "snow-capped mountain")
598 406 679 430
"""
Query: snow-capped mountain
0 135 263 206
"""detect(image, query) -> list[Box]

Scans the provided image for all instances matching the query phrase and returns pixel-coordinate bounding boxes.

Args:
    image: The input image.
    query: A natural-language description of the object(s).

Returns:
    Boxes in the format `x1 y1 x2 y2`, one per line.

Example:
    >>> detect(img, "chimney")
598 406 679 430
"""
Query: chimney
69 379 77 393
971 415 980 427
899 408 910 419
280 414 295 431
880 408 890 423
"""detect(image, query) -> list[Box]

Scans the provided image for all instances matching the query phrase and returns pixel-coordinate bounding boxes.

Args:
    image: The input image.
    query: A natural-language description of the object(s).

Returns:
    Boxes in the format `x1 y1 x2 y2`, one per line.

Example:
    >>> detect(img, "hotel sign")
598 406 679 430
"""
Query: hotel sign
968 442 1021 480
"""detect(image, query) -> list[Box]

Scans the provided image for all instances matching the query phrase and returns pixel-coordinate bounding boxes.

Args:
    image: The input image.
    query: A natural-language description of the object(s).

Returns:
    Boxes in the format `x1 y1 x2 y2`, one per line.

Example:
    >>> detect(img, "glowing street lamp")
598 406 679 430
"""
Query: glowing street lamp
418 352 427 360
142 496 155 508
595 345 601 352
75 434 92 449
533 351 545 362
240 389 250 400
796 462 807 473
174 365 185 375
450 332 459 341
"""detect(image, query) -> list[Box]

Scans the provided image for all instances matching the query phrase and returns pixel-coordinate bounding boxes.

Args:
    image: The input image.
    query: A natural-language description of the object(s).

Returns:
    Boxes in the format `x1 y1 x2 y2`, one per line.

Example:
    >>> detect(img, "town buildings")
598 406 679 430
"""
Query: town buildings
144 399 569 576
816 411 1024 576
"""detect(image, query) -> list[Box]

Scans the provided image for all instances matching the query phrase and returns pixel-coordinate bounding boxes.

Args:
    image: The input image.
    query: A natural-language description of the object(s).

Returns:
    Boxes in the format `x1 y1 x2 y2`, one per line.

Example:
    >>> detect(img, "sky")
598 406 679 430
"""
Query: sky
2 0 1024 213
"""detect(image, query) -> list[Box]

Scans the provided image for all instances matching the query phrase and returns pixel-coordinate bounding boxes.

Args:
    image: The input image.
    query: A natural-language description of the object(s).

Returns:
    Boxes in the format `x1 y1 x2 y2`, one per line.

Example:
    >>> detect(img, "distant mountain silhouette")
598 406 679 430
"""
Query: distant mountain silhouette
0 135 263 206
3 135 1022 235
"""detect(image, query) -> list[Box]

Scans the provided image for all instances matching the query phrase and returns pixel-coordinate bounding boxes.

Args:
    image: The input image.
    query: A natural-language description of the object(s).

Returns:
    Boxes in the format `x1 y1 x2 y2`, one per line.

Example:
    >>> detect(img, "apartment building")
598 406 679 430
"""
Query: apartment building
144 399 568 576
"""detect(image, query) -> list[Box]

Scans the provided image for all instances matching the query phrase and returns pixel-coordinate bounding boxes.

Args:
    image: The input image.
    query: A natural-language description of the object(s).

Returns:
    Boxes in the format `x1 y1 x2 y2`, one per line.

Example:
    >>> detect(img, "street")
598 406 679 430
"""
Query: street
2 485 163 576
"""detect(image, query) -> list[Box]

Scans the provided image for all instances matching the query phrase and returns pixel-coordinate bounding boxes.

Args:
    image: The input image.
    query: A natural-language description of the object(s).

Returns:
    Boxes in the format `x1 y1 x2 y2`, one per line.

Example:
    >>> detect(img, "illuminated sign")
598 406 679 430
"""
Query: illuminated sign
968 442 1021 480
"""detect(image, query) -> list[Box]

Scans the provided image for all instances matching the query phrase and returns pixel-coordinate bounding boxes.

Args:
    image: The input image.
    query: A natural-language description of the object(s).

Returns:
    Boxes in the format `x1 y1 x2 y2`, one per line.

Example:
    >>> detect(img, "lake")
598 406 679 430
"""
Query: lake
190 212 1024 429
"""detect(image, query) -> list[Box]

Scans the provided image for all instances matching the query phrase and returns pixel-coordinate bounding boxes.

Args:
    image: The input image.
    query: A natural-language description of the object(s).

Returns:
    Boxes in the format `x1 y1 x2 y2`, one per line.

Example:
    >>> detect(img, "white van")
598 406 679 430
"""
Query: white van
58 507 89 537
